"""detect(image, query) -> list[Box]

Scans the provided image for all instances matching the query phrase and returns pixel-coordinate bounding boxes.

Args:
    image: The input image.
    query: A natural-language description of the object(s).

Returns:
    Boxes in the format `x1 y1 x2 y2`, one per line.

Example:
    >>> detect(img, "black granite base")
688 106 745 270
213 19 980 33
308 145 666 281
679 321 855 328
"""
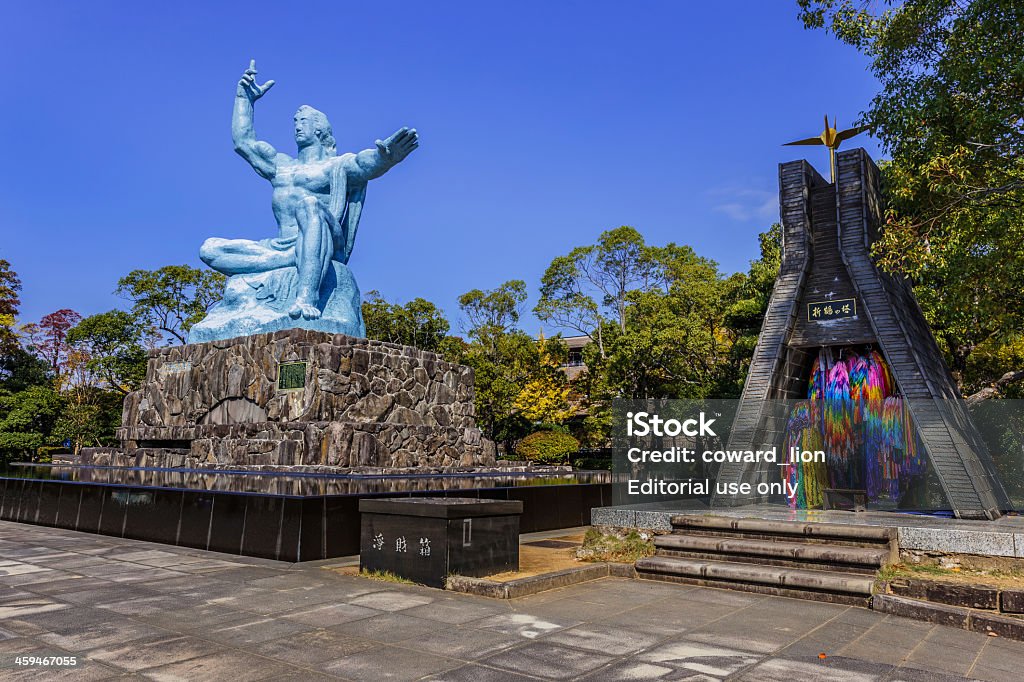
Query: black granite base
0 469 611 562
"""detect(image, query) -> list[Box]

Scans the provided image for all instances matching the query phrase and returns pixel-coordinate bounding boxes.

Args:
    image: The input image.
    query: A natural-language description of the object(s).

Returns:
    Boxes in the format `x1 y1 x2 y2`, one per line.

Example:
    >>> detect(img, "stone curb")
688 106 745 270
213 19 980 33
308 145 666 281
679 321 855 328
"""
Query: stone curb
446 562 634 599
871 593 1024 641
884 577 1024 613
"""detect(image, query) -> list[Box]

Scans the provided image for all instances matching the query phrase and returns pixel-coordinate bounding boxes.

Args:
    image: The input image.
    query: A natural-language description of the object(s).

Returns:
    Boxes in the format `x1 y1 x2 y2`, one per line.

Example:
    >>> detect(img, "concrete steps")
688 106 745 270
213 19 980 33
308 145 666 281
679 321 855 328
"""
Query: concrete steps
653 535 889 574
636 514 896 605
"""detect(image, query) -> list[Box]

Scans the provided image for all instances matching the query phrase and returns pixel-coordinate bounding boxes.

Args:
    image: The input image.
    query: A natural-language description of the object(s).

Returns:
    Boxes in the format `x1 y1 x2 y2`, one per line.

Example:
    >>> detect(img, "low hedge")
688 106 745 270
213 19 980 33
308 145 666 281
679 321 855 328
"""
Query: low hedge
515 430 580 465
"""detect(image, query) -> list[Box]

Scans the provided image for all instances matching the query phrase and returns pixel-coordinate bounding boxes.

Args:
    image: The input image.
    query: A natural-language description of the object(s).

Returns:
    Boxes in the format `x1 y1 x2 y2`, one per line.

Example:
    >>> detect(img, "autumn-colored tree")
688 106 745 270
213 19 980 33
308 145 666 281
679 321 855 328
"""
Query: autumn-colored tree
0 259 20 354
513 335 576 425
22 309 83 386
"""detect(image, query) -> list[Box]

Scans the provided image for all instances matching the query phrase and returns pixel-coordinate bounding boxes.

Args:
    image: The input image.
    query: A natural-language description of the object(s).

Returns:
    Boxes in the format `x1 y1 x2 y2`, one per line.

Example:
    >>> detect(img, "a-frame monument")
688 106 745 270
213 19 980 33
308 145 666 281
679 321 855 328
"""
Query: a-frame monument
715 147 1010 519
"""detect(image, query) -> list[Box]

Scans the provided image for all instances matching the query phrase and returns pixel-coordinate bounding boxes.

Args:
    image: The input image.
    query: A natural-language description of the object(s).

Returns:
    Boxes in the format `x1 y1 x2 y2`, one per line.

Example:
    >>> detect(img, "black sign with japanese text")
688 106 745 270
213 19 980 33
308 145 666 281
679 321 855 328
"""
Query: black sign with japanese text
807 298 857 321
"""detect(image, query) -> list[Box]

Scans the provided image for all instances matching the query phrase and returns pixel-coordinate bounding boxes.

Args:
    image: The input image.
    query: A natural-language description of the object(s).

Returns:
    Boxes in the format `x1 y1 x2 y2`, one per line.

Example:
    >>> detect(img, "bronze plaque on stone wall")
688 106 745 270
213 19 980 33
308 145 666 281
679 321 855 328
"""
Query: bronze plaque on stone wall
278 361 307 390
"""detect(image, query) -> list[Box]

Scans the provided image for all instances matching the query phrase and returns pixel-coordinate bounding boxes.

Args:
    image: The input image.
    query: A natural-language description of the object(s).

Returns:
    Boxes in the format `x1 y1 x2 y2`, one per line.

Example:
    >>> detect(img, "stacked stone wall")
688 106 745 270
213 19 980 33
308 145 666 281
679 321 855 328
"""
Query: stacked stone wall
100 329 494 469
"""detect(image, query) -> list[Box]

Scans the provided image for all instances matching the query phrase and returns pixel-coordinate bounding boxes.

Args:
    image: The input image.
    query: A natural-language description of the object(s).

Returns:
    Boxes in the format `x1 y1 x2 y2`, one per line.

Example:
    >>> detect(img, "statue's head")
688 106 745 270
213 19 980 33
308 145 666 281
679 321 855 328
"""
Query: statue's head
294 105 336 154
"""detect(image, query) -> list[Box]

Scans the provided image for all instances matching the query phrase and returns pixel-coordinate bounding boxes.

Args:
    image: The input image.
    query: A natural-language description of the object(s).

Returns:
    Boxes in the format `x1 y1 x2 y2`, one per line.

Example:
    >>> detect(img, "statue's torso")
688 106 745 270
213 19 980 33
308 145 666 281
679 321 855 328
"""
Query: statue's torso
270 156 340 230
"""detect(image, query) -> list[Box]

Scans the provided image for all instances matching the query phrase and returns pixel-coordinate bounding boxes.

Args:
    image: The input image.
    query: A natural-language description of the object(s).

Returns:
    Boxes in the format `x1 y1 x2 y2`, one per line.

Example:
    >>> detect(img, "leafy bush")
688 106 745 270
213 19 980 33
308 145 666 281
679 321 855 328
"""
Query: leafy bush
515 430 579 464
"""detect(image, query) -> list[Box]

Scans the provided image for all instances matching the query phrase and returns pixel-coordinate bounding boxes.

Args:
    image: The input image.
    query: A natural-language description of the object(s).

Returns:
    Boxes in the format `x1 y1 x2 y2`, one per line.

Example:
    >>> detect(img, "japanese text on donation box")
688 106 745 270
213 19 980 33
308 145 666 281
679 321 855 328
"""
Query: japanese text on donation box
371 533 432 557
612 400 825 506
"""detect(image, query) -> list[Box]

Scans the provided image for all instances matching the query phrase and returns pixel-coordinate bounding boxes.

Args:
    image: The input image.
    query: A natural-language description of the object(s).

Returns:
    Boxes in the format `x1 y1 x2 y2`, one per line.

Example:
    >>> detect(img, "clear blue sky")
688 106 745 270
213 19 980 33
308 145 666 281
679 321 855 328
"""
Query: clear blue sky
1 1 881 336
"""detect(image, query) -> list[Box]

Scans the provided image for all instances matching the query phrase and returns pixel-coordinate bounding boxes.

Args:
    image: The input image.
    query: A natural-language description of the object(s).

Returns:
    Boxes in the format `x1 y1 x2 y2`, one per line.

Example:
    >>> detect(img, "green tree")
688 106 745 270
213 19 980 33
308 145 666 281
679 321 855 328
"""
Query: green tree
798 0 1024 395
117 265 224 344
361 291 450 351
721 224 783 395
458 280 528 337
535 226 661 358
0 347 50 394
66 310 153 395
602 244 738 400
0 384 64 463
52 384 122 454
531 225 781 444
445 281 540 454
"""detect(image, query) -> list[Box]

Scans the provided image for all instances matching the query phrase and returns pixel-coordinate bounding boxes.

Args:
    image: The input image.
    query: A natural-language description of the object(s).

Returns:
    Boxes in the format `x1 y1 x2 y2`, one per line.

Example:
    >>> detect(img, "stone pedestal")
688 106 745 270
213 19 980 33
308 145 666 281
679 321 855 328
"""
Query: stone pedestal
86 329 496 469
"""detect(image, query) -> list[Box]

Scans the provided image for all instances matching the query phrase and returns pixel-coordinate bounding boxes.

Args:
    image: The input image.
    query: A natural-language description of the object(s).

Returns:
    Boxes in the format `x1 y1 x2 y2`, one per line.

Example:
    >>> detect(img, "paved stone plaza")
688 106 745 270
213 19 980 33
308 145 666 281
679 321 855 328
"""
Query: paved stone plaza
1 521 1023 680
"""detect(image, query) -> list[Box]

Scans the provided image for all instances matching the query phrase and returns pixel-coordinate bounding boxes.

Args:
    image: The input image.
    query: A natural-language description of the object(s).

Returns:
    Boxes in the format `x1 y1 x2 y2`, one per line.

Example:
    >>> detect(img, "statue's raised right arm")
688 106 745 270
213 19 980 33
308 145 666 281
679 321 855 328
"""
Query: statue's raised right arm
233 60 278 180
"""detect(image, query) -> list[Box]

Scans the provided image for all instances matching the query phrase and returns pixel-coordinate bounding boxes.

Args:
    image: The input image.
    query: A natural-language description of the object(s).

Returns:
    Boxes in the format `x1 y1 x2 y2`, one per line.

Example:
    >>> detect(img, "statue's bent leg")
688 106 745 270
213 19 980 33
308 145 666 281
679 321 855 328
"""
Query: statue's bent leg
200 238 293 275
288 197 332 320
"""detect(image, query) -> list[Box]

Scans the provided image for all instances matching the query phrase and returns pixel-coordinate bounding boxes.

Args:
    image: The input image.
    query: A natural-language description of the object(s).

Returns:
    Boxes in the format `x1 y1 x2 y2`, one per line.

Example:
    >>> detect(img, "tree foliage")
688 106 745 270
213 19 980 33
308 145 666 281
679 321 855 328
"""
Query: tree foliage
458 280 528 338
0 385 64 462
444 281 540 453
537 225 780 407
513 337 576 425
798 0 1024 393
22 309 82 381
66 310 153 395
117 265 224 344
536 226 662 357
361 291 450 352
0 258 20 354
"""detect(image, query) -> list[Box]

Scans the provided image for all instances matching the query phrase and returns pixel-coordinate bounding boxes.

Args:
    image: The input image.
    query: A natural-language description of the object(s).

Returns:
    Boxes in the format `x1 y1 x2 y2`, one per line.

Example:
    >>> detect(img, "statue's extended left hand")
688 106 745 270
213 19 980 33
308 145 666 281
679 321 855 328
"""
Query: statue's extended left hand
376 127 419 164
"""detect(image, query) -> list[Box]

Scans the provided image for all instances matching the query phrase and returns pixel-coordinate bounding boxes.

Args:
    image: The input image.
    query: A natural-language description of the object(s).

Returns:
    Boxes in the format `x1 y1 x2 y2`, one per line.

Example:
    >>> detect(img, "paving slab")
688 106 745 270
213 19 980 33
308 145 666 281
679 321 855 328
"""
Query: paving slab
323 644 461 681
424 663 542 681
326 612 441 644
399 596 506 625
481 641 616 679
239 627 378 666
83 633 224 672
140 650 300 681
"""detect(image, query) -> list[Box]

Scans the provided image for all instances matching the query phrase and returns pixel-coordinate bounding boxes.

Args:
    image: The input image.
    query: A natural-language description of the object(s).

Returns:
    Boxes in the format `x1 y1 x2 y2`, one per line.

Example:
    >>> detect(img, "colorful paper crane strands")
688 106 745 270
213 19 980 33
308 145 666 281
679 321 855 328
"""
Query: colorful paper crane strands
781 349 925 509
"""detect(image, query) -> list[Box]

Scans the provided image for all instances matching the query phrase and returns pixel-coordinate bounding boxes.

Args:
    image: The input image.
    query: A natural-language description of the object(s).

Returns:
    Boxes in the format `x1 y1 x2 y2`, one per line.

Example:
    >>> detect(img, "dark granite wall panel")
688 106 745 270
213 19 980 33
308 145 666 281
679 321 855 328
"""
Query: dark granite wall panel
279 499 303 561
17 480 40 523
506 487 546 532
55 486 82 529
325 496 360 558
124 490 182 545
360 513 448 586
300 497 325 561
76 486 105 533
207 493 247 556
240 496 284 559
0 479 20 520
177 492 215 550
98 489 129 537
447 515 519 578
35 484 61 526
